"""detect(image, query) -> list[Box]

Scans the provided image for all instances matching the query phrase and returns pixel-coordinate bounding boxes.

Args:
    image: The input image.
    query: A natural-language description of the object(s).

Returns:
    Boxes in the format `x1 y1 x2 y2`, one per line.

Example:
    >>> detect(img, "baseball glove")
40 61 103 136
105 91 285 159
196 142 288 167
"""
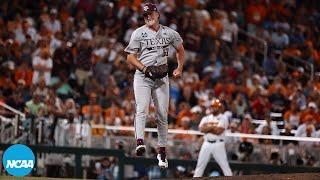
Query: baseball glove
144 64 168 80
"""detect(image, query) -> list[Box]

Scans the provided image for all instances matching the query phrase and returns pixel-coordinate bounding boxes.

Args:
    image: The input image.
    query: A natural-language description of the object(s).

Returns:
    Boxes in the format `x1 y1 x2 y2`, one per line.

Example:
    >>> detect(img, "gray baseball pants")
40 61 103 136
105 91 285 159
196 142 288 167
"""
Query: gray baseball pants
133 73 169 147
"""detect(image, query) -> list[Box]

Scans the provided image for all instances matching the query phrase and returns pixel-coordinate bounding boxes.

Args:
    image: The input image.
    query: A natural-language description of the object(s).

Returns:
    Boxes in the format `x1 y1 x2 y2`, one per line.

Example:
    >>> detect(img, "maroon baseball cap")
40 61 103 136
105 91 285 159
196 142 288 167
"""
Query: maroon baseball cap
142 3 158 17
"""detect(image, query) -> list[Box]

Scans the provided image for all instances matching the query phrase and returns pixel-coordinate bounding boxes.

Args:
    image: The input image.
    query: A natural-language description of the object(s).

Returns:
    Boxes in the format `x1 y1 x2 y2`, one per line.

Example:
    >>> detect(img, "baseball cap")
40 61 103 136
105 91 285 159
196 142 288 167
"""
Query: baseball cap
308 102 317 109
230 11 238 18
191 106 202 114
211 99 222 108
80 31 93 40
142 3 158 17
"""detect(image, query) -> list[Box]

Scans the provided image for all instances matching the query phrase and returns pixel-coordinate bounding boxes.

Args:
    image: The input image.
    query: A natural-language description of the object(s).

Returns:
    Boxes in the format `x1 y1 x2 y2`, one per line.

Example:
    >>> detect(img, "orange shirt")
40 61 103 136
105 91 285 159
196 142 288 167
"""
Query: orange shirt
300 110 320 124
0 77 16 90
283 110 300 121
238 44 248 56
91 121 106 137
185 0 198 8
267 84 287 96
214 82 223 97
315 82 320 92
176 110 192 127
104 107 125 121
59 10 70 23
173 133 193 140
246 4 267 25
118 0 142 10
204 19 223 37
226 83 236 95
283 48 302 57
312 49 319 64
268 2 287 16
82 105 102 116
15 69 33 87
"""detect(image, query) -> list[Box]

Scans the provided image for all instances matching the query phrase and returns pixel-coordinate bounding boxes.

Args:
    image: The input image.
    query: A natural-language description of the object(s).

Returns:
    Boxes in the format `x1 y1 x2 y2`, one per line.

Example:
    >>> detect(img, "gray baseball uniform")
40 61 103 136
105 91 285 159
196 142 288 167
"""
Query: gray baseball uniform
124 24 183 147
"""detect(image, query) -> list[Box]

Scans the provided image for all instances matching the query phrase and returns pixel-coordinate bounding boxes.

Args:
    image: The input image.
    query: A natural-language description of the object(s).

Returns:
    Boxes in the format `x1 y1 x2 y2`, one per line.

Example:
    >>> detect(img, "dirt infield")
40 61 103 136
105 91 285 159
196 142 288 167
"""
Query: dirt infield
190 173 320 180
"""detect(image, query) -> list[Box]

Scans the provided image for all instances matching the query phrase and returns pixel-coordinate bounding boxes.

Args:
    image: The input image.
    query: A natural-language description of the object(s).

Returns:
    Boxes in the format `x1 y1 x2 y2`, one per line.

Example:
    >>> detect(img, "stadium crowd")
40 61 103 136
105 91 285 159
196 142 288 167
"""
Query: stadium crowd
0 0 320 179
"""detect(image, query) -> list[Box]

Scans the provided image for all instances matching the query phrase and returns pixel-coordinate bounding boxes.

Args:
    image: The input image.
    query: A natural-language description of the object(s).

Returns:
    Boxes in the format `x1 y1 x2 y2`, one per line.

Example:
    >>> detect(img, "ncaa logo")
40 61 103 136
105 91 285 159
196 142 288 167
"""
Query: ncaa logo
2 144 35 176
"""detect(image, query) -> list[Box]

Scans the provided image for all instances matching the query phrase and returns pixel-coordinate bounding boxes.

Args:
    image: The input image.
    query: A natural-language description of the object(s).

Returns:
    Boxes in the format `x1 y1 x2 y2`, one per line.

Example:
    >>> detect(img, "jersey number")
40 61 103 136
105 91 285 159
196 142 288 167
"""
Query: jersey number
162 48 169 57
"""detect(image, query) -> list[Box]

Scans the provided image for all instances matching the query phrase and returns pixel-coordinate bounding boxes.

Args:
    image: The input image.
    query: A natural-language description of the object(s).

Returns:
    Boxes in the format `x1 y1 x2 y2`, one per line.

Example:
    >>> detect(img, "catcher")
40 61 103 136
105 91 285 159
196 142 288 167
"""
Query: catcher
194 99 232 177
124 3 185 169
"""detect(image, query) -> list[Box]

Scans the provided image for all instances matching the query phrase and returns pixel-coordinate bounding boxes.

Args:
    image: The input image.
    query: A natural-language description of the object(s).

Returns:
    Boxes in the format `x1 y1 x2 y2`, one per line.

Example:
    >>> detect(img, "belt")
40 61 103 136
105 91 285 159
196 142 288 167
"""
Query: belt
207 139 224 143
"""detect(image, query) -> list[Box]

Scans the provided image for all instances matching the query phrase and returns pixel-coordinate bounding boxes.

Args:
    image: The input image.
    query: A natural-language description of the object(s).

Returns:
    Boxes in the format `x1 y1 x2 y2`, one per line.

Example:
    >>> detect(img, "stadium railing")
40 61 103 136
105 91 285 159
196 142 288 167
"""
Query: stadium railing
0 102 26 143
278 51 314 80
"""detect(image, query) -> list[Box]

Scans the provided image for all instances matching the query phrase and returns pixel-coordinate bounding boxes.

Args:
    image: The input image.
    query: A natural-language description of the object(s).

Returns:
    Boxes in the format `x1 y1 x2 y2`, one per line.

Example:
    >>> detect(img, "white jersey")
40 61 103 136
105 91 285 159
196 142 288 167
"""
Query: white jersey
124 24 182 72
199 113 229 141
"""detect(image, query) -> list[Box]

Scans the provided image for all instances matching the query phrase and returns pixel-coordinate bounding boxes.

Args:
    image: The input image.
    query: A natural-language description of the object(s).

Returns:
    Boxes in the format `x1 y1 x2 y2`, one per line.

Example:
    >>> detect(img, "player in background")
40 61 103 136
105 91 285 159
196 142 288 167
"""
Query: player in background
194 99 232 177
124 3 185 169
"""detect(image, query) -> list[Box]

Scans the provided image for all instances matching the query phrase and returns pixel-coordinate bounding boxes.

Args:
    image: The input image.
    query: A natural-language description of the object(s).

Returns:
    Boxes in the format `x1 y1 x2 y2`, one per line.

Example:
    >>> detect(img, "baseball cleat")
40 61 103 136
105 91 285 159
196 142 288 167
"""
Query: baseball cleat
135 145 146 156
157 154 168 169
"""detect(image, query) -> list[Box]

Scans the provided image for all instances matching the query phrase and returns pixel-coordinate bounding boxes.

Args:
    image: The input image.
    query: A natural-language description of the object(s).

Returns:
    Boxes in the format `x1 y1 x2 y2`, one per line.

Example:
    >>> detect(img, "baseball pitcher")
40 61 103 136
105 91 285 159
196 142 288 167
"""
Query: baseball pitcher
124 3 185 169
194 99 232 177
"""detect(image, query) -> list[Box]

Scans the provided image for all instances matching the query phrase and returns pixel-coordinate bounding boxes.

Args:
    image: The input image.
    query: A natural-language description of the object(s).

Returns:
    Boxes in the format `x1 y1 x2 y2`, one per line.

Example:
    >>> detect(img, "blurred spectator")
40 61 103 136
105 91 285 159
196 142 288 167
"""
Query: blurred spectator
255 115 280 135
34 78 49 100
231 93 248 118
269 149 283 165
263 51 278 77
283 102 301 128
221 11 239 47
14 61 33 86
95 157 114 180
25 93 46 117
75 29 93 86
225 122 240 144
104 101 125 126
81 93 102 121
280 123 298 145
44 9 62 34
173 117 193 140
93 54 112 88
271 27 289 49
91 114 106 137
295 115 316 138
300 102 320 124
52 40 74 77
245 1 267 29
189 106 203 130
32 48 53 86
239 114 255 135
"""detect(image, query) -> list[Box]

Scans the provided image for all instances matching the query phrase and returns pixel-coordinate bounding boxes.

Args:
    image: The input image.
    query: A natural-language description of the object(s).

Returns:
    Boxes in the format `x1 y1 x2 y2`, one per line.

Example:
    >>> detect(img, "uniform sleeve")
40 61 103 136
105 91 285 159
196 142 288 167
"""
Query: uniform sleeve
124 30 140 54
198 116 208 130
218 115 229 129
171 30 183 49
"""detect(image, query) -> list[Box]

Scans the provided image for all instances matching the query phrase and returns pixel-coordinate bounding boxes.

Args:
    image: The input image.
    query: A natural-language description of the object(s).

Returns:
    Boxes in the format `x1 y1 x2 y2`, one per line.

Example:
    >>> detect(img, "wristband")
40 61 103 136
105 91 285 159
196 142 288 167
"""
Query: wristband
141 66 147 73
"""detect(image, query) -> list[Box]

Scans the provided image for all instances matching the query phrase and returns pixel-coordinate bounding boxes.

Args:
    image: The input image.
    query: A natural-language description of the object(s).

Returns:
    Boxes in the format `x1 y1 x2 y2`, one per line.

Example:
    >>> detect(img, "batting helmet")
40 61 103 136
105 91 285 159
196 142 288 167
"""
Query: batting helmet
142 3 158 17
211 99 222 108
